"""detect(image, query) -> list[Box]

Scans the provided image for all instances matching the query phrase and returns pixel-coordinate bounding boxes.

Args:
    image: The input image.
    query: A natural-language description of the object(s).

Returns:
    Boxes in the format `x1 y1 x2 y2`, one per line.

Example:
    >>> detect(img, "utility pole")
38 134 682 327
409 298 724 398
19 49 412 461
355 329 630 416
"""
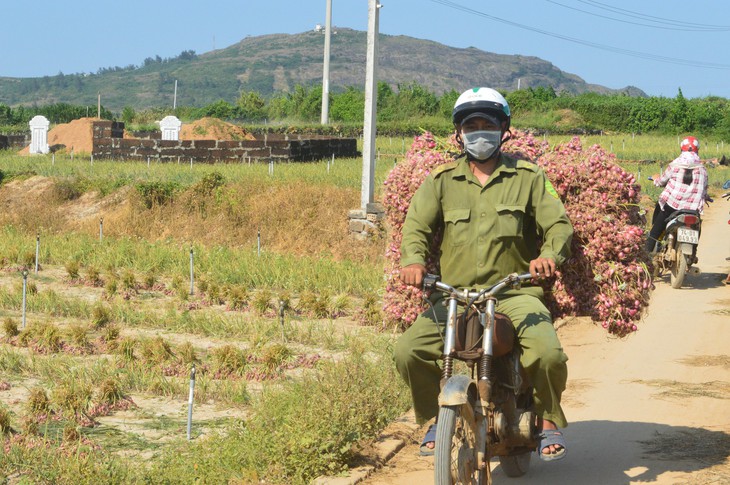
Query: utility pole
320 0 333 124
361 0 381 210
174 80 178 109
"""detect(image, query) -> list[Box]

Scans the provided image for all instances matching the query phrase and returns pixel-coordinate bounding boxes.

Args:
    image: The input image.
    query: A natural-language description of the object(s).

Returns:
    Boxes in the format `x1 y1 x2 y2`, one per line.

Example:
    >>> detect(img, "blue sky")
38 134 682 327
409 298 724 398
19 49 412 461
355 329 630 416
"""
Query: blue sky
2 0 729 99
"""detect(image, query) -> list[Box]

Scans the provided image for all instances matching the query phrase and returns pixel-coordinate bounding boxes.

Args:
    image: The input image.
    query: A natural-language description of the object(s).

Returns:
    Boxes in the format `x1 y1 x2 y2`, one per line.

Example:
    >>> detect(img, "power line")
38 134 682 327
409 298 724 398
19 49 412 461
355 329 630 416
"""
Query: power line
577 0 730 31
429 0 730 70
547 0 730 32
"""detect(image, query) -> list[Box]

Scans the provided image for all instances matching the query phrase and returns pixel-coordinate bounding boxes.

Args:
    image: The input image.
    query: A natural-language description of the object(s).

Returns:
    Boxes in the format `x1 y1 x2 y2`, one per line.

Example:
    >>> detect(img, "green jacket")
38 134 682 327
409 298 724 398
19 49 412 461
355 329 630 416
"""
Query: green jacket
400 153 573 296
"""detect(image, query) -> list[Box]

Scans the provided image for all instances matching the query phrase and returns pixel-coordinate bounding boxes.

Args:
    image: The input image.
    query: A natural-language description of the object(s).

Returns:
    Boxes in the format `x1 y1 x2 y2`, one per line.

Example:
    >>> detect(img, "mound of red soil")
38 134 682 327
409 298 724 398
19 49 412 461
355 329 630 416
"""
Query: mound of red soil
179 117 255 141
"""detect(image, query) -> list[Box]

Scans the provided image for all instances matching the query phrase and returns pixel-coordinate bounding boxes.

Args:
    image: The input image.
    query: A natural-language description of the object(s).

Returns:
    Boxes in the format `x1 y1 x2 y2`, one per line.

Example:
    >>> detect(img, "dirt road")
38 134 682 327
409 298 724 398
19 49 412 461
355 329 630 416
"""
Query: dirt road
362 201 730 485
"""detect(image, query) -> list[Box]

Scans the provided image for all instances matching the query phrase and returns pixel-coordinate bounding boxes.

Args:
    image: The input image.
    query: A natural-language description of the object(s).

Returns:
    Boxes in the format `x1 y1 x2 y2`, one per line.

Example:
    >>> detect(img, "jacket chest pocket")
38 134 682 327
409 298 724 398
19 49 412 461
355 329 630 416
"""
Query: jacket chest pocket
495 204 525 238
443 208 471 247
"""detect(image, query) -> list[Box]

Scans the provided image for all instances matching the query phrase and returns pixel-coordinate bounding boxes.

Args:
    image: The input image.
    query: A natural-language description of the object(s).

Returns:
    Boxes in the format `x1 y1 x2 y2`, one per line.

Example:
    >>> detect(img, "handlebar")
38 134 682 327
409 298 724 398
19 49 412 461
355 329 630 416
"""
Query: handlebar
423 272 534 304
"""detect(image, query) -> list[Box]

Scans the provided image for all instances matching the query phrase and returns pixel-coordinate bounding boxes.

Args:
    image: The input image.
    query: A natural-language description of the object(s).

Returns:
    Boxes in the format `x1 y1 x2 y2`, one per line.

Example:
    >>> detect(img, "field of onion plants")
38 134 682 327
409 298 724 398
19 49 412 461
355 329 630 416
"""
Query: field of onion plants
0 131 727 483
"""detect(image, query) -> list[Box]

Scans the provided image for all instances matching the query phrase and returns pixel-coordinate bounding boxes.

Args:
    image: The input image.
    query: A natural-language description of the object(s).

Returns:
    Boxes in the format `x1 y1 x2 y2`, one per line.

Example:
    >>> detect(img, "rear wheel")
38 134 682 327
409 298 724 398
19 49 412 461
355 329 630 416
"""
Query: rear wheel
434 405 488 485
499 452 531 477
670 249 687 289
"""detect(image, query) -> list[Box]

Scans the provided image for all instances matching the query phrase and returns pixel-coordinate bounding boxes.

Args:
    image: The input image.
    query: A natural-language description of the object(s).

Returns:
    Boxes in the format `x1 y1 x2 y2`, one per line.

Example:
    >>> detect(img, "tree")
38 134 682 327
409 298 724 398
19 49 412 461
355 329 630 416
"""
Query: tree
236 91 266 120
330 87 364 122
122 106 136 125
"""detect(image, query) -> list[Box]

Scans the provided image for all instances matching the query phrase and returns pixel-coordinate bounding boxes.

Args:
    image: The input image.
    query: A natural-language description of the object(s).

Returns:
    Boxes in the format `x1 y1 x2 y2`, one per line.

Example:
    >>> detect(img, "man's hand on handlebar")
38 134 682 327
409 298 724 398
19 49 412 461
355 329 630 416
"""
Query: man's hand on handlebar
400 263 427 287
529 257 556 281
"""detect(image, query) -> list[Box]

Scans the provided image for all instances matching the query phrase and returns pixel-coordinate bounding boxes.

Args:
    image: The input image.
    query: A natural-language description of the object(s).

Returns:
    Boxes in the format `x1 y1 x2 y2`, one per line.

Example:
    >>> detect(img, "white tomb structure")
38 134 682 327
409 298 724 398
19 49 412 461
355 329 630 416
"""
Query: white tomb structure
29 115 50 154
160 115 182 141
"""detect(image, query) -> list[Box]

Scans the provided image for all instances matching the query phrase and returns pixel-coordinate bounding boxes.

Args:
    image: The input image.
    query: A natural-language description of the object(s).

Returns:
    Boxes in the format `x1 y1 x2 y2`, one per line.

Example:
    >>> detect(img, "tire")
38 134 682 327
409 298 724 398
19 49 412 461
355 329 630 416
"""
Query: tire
434 405 488 485
670 248 687 289
499 452 531 478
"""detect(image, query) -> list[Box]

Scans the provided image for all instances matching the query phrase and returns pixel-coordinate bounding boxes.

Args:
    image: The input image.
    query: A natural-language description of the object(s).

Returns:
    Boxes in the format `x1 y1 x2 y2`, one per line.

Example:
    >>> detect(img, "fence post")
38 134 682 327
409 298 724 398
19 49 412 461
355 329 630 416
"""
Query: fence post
189 247 194 296
34 234 40 274
21 270 28 329
187 364 196 440
278 299 288 343
257 229 261 258
99 217 104 242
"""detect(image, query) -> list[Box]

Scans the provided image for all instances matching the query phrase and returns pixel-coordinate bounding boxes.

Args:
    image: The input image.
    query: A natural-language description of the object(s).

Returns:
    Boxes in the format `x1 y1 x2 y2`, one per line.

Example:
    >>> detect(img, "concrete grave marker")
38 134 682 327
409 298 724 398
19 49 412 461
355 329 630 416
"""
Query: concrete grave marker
29 115 50 154
160 115 182 141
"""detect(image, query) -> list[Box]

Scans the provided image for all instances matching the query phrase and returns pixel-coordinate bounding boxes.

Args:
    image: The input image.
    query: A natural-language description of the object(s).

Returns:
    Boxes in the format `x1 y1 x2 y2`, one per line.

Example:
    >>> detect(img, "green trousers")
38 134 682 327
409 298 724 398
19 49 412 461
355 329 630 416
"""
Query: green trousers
394 292 568 428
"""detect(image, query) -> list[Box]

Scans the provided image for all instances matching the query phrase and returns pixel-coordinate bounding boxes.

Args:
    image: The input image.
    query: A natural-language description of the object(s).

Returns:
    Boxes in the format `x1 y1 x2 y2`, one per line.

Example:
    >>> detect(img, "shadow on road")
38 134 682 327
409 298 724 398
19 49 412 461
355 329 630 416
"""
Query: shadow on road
654 271 727 290
494 420 730 484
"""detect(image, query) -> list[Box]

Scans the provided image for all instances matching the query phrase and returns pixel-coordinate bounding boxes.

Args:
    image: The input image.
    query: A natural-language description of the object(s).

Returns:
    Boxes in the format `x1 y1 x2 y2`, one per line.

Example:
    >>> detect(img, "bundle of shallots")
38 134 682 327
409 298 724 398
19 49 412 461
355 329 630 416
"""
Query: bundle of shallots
382 131 650 336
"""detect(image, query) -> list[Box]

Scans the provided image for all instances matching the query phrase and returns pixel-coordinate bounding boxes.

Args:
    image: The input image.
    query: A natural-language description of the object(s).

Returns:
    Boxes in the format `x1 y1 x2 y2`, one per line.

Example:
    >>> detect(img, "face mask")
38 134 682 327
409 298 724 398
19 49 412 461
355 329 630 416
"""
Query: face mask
463 130 501 161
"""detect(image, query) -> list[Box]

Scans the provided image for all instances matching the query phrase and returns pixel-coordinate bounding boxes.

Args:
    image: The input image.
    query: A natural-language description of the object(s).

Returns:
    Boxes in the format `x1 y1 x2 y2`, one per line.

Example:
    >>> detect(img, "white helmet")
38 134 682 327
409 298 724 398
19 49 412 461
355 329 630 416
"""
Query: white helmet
452 87 511 130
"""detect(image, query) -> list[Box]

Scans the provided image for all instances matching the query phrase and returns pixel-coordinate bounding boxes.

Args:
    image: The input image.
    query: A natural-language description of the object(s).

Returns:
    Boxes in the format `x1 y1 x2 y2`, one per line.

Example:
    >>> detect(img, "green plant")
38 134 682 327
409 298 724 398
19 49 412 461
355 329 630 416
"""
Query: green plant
298 291 330 318
52 380 92 421
116 337 136 361
104 278 118 298
210 344 247 376
85 265 101 285
0 404 11 434
62 424 80 441
251 288 273 315
260 343 292 371
136 181 180 209
178 341 198 365
226 286 249 311
21 251 36 267
26 386 50 414
103 324 120 344
92 303 112 329
3 317 19 337
144 271 157 289
25 321 63 352
140 336 174 365
358 293 383 326
176 285 189 302
206 282 223 304
121 269 137 291
65 260 80 279
96 378 124 405
329 293 350 317
197 276 209 294
67 324 90 347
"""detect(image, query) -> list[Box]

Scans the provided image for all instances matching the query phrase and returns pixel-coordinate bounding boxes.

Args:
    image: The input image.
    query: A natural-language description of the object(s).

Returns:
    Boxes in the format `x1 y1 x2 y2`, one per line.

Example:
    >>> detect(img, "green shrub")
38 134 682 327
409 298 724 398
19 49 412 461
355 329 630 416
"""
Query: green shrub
136 181 180 209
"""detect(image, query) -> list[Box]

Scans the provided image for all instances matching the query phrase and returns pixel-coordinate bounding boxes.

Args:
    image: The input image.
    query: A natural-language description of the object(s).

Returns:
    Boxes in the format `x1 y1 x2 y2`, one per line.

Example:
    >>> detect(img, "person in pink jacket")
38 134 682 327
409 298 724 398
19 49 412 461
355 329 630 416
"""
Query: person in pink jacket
646 136 708 252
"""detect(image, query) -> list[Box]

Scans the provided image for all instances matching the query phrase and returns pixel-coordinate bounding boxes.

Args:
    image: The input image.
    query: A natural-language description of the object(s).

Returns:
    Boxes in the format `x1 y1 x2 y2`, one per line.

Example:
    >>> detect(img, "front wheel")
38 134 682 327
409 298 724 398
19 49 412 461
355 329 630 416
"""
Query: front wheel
434 405 488 485
670 248 687 289
498 452 531 477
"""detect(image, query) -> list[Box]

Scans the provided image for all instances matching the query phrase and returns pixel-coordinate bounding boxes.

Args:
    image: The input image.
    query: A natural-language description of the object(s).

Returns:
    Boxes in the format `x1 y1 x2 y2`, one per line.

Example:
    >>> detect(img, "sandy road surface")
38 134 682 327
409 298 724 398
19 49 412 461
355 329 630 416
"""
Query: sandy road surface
362 201 730 485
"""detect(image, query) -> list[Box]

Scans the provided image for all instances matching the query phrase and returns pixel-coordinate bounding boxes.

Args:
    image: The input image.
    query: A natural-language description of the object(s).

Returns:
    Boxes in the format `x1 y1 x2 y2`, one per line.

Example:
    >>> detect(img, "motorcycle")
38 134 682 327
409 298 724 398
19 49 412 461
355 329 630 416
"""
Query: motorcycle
423 272 538 485
647 177 703 289
651 208 702 289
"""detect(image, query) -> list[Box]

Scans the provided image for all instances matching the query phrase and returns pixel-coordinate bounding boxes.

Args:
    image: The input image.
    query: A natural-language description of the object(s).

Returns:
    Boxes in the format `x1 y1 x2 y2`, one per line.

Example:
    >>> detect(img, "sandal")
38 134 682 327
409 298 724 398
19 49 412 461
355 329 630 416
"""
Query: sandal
538 429 567 462
419 423 437 456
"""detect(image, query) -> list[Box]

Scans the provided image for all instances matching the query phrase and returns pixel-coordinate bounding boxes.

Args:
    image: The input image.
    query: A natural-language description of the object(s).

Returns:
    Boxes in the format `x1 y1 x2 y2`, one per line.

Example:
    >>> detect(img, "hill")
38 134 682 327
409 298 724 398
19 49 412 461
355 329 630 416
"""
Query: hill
0 28 645 112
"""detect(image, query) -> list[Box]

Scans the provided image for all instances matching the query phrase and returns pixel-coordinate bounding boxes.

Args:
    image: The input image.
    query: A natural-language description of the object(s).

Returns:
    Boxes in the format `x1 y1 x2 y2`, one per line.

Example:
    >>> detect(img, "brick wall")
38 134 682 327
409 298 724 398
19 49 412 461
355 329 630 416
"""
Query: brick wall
0 133 31 150
91 121 358 163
